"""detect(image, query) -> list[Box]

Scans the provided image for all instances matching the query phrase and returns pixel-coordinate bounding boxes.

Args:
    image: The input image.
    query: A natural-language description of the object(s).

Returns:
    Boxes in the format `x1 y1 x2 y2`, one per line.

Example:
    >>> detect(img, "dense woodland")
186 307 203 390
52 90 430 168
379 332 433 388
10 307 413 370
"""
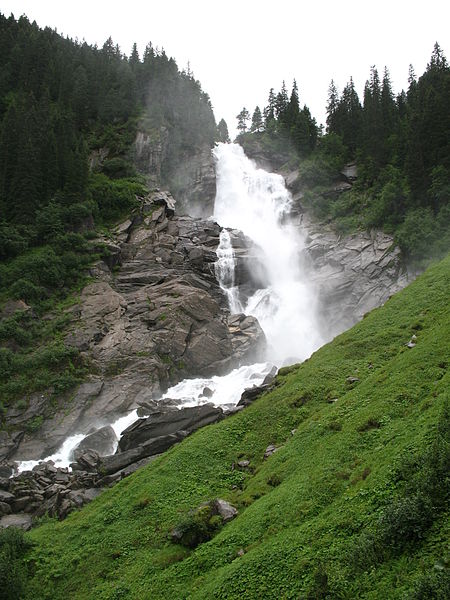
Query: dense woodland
0 12 216 271
238 43 450 262
0 13 217 408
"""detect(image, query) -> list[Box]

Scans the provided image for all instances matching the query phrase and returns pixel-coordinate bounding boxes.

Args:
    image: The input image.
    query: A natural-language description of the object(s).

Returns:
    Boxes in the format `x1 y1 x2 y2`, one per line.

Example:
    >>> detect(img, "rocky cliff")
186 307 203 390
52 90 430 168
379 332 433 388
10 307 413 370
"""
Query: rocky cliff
1 191 265 465
239 148 410 339
133 128 216 217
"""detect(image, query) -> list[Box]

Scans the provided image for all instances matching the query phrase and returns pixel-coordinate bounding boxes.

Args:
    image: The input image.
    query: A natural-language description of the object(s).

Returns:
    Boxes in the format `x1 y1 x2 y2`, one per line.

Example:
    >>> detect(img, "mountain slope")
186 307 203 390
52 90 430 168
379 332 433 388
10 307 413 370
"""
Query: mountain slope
24 255 449 599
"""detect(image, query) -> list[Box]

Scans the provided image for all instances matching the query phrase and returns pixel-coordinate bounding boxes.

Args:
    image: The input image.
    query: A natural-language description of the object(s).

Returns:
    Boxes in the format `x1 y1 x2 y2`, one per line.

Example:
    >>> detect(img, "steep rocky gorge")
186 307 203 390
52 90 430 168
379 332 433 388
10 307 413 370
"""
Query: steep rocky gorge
1 190 265 465
243 146 410 340
0 141 411 527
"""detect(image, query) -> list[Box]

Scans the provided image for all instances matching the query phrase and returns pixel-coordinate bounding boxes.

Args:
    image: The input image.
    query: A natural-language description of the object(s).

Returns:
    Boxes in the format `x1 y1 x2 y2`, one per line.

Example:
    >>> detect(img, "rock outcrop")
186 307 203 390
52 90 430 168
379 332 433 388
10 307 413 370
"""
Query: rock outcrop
4 190 265 463
241 153 410 340
133 127 216 217
0 402 229 526
301 218 409 338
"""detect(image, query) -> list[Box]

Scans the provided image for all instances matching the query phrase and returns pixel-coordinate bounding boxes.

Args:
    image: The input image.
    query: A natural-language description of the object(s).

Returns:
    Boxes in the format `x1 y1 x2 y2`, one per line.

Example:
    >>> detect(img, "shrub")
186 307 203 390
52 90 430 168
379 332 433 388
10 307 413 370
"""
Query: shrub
170 502 226 549
9 279 46 304
0 527 32 600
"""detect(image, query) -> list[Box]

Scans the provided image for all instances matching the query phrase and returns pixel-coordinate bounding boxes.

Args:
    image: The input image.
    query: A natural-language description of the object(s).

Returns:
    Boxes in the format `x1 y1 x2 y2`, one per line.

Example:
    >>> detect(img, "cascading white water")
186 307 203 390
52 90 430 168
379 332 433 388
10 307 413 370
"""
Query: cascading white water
213 143 323 364
215 229 243 313
15 142 323 474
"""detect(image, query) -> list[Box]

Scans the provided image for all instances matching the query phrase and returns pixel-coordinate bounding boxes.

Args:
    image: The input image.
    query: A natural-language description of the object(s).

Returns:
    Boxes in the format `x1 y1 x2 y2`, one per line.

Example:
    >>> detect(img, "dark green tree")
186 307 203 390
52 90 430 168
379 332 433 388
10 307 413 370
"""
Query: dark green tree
236 107 250 133
250 106 264 132
217 118 230 143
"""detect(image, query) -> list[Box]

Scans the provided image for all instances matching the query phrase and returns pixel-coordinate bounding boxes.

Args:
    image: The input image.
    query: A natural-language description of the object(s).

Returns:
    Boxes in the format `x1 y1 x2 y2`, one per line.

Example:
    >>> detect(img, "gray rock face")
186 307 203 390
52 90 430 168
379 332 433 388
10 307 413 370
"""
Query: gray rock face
171 146 217 218
300 219 409 339
279 165 411 341
118 404 224 453
5 190 265 463
133 128 169 185
133 127 215 217
72 426 118 462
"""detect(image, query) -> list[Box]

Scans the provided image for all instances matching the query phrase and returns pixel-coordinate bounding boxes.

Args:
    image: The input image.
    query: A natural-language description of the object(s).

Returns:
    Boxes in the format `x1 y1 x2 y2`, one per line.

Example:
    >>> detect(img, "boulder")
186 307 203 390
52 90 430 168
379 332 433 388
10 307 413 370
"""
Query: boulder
0 460 15 477
264 444 279 459
0 490 14 503
0 513 33 530
237 384 271 408
119 404 224 452
71 426 118 461
214 499 238 522
0 502 12 516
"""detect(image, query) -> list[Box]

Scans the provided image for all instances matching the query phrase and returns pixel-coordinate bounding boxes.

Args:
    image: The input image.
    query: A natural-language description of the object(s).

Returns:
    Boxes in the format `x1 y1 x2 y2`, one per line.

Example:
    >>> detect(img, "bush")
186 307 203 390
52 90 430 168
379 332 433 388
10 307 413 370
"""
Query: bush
88 173 144 223
170 502 226 549
407 568 450 599
395 207 435 258
0 222 28 259
0 527 32 600
101 157 136 179
9 279 46 304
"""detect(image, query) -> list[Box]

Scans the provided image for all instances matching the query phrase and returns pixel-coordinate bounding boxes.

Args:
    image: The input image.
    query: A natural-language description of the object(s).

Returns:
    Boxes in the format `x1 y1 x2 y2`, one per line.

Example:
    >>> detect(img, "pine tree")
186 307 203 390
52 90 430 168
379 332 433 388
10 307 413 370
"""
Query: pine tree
129 43 140 69
326 79 339 133
217 118 230 143
236 107 250 133
263 88 276 128
428 42 448 71
285 80 300 130
250 106 263 133
275 81 288 119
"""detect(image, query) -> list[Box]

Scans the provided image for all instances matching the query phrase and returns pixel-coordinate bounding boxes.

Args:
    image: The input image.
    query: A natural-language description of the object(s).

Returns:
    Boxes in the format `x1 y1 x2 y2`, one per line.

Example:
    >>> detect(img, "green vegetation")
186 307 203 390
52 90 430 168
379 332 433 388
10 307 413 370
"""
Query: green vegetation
21 254 449 598
0 527 32 600
238 44 450 264
0 299 88 412
0 12 218 411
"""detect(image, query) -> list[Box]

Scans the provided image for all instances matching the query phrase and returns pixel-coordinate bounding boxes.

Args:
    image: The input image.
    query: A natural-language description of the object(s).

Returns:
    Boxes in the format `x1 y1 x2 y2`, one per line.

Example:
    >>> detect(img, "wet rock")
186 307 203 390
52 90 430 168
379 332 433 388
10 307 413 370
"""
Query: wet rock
237 384 271 408
72 426 118 461
0 433 24 462
0 490 14 503
73 450 101 472
0 502 12 516
0 478 10 491
12 496 33 512
202 387 214 398
96 447 145 476
0 460 15 477
119 404 224 452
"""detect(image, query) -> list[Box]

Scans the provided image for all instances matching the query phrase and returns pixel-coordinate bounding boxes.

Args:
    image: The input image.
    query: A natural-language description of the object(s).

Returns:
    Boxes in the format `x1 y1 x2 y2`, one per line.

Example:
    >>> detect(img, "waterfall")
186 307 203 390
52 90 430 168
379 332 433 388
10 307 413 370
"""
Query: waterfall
15 143 322 474
215 229 243 313
213 143 323 364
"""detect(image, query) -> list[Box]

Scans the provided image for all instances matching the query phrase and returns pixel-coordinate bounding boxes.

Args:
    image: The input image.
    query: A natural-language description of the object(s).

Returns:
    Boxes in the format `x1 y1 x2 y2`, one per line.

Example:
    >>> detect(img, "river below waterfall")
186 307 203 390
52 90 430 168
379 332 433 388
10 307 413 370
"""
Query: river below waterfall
16 143 324 472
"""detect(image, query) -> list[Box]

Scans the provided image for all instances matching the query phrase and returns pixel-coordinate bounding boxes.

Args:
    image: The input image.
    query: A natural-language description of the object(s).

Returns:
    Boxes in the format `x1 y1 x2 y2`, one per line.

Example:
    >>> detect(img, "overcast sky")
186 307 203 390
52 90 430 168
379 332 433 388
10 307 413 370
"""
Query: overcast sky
2 1 449 136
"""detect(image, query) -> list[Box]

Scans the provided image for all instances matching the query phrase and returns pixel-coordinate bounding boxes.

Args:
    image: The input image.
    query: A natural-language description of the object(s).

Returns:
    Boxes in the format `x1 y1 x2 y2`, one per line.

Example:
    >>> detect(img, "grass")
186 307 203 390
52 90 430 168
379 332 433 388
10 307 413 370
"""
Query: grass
22 254 450 599
0 292 89 414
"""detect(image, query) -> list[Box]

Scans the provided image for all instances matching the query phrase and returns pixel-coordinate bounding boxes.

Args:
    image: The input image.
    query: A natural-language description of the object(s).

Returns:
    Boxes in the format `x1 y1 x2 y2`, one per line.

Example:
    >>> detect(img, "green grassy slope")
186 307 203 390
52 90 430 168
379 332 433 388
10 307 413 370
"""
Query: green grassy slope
25 256 450 599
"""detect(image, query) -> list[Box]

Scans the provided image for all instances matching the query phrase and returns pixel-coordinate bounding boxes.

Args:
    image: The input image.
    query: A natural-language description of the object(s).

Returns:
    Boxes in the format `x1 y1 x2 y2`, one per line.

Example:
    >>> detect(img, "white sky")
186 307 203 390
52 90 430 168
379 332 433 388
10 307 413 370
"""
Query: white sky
1 1 449 137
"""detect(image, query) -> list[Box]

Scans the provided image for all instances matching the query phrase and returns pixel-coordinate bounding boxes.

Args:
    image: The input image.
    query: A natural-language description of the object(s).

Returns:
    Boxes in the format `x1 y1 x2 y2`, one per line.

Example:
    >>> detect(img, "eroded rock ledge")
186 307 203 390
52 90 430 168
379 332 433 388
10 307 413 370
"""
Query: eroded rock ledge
2 191 265 464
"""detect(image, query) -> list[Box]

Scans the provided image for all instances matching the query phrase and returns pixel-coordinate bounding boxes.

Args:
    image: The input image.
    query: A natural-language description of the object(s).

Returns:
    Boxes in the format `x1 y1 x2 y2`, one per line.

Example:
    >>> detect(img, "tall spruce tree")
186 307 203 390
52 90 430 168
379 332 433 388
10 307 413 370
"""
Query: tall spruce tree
251 106 263 133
